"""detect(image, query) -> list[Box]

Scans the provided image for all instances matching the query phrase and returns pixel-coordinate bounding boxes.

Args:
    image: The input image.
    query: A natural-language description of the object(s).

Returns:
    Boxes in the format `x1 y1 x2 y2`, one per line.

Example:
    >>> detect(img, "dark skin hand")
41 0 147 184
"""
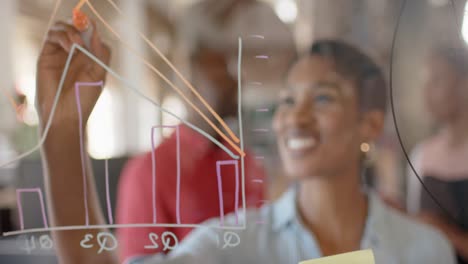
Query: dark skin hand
37 20 116 264
37 21 110 128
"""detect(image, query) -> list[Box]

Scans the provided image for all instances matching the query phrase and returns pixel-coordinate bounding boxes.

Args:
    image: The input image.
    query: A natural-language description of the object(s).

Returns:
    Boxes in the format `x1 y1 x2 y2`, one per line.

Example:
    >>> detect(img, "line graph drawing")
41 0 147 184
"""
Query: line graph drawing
2 33 248 237
1 0 246 169
0 43 240 169
2 0 250 240
84 0 244 156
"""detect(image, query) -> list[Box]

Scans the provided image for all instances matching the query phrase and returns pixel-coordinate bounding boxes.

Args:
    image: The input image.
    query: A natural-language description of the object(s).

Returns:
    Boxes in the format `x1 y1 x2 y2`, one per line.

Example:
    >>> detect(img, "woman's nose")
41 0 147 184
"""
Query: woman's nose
287 100 315 128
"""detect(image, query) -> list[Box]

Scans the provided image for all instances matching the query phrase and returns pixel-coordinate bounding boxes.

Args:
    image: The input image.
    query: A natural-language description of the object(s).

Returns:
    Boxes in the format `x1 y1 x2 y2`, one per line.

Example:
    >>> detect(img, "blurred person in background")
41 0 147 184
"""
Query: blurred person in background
36 19 456 262
175 0 295 86
407 44 468 263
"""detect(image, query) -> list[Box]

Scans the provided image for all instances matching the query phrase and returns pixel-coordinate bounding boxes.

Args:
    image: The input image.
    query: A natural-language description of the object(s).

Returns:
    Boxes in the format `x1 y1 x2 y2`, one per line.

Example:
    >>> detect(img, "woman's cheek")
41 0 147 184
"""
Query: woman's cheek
272 109 285 134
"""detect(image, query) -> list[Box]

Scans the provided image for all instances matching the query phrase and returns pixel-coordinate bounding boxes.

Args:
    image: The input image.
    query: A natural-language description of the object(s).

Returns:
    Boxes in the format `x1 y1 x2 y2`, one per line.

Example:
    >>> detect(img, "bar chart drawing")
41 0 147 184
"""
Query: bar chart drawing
104 159 113 225
151 125 181 224
216 160 240 226
16 188 49 230
75 81 105 226
1 1 247 235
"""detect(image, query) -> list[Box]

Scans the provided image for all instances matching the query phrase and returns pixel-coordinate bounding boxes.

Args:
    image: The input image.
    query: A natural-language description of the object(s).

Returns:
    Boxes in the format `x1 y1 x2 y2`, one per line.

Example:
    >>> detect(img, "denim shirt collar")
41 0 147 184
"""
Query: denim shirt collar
271 187 387 248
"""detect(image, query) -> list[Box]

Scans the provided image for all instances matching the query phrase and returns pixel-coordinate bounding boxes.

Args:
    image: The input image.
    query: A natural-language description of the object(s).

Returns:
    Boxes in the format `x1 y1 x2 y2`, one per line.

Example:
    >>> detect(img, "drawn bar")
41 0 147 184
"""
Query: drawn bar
255 55 269 59
255 156 265 160
151 125 181 224
252 179 263 184
255 108 269 112
216 160 240 226
75 81 104 226
104 159 113 224
16 188 49 230
249 82 263 86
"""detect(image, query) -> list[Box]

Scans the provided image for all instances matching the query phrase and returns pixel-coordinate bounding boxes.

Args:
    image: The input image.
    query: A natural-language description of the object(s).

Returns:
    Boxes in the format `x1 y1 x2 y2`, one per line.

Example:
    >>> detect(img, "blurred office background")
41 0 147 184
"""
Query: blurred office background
0 0 467 262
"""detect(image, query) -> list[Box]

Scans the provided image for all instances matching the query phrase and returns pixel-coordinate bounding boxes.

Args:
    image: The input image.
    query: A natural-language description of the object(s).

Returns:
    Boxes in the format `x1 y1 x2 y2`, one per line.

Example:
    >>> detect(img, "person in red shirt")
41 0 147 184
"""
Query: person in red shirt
116 46 265 261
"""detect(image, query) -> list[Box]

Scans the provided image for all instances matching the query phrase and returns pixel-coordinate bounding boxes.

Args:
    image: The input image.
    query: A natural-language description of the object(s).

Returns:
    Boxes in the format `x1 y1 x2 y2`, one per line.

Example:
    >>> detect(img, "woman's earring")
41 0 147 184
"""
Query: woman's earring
360 142 375 193
360 142 371 153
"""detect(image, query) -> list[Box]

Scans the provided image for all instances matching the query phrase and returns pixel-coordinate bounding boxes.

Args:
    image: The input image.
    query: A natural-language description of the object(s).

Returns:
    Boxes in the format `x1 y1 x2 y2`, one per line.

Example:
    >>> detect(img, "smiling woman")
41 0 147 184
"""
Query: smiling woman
123 40 455 264
273 41 387 181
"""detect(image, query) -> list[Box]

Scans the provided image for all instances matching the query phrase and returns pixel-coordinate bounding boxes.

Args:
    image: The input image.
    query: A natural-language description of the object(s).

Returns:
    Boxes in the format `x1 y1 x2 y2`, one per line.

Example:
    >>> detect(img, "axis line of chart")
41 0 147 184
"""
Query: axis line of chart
3 223 246 237
3 38 248 237
238 37 247 227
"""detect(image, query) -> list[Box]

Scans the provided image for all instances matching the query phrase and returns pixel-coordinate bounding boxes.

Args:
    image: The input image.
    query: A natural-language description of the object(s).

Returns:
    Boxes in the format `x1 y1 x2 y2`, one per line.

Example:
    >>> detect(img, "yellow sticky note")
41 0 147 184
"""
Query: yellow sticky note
299 249 375 264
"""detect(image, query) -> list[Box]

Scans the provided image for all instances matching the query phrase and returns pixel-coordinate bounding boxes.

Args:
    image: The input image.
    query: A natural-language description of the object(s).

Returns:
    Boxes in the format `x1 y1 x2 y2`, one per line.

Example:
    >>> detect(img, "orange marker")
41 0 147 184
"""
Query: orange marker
73 8 89 31
72 8 93 48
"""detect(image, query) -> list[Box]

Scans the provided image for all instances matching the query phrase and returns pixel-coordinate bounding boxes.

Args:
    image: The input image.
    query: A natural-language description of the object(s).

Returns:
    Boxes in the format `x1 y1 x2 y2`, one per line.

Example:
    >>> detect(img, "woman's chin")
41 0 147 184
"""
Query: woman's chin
284 166 326 180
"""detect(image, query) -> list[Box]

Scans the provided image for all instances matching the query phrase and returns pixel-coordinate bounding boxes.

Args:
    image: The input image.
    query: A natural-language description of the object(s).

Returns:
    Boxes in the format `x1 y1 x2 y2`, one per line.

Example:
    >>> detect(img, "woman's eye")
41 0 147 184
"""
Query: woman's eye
314 94 335 104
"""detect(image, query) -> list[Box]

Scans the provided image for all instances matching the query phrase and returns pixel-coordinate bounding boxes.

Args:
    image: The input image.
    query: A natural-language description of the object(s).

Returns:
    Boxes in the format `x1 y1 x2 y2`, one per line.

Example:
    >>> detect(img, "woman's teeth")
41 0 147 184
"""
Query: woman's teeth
287 137 317 150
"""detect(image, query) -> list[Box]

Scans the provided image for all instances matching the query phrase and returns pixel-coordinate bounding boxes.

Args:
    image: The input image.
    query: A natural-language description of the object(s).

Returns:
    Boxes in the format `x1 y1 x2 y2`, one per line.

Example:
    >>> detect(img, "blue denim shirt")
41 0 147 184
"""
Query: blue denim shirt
128 189 456 264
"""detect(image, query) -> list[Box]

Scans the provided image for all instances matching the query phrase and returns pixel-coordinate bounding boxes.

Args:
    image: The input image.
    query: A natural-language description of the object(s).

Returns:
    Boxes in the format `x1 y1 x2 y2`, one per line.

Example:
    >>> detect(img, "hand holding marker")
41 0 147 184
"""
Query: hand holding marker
72 8 93 48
